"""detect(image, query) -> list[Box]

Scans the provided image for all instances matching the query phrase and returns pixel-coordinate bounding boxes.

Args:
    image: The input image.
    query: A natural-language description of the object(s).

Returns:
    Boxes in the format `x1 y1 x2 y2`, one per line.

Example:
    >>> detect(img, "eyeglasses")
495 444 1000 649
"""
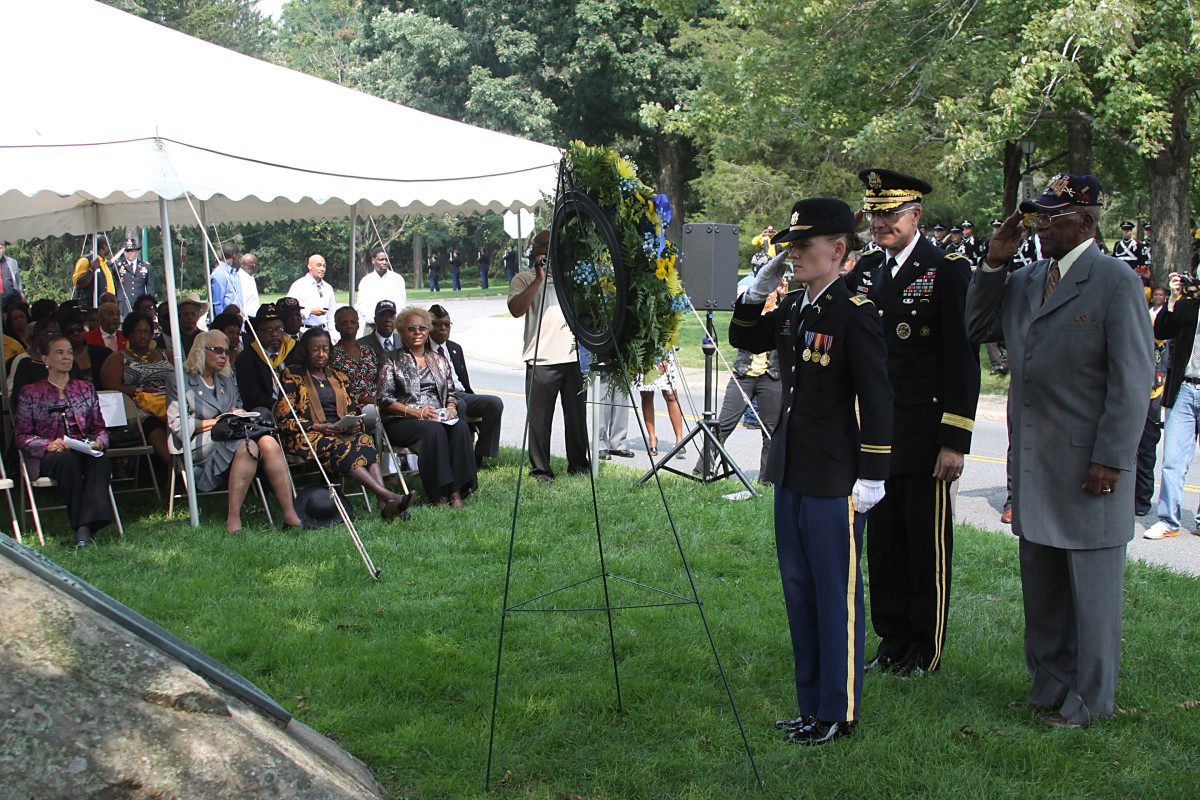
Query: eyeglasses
404 325 429 333
259 325 284 334
204 346 230 356
1026 211 1081 228
864 206 917 223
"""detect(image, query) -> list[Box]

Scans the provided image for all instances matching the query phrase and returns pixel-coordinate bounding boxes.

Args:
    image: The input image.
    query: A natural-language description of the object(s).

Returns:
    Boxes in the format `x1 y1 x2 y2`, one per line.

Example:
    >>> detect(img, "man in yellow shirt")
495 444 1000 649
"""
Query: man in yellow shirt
72 234 115 307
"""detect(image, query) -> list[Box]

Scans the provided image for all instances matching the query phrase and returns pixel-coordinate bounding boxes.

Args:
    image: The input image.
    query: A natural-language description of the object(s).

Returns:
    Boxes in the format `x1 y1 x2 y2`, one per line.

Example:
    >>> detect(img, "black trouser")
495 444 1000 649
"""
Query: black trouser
525 362 589 477
384 417 477 501
866 472 953 672
1135 396 1163 513
39 451 113 532
456 391 504 461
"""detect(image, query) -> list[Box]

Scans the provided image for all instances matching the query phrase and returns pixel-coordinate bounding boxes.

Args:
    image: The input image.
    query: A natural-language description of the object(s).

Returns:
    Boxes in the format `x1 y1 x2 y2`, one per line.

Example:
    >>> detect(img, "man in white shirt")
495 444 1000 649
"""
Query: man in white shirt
287 254 336 331
355 300 401 362
238 253 262 319
355 246 407 337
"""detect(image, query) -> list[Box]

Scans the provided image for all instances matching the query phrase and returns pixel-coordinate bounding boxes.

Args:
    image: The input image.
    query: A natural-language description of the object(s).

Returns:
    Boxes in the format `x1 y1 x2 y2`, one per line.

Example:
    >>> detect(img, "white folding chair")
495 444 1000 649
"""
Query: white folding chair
18 451 124 547
100 391 162 501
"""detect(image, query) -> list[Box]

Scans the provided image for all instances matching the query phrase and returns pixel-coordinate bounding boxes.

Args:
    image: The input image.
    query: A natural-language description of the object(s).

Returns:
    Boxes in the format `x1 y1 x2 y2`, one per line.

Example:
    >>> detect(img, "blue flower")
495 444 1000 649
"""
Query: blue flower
652 194 672 227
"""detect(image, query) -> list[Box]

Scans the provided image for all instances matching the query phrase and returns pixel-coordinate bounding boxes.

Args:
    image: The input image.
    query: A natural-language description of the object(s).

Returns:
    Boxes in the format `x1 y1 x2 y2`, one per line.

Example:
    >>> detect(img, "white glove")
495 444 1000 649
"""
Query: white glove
744 250 789 303
852 479 886 514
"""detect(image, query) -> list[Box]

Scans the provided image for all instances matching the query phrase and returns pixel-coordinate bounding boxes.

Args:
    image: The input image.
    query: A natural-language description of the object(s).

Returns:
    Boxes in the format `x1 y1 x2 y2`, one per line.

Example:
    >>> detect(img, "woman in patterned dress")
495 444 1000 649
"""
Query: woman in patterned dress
330 306 380 411
276 328 415 521
633 349 686 459
100 311 173 463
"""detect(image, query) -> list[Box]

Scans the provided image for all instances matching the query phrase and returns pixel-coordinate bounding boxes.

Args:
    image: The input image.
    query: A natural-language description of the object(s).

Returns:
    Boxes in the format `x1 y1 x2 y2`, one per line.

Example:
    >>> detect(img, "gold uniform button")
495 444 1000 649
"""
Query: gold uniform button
878 310 884 316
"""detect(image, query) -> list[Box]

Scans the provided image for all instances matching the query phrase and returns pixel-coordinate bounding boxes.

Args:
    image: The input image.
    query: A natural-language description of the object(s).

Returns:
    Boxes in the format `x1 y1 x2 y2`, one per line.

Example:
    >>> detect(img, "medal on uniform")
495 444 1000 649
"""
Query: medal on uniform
896 322 912 339
801 331 814 361
814 332 833 366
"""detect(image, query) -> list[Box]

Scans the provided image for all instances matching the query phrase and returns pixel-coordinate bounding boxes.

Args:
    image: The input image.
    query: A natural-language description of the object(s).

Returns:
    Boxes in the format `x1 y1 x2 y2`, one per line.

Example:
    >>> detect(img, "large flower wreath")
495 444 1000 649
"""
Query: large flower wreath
551 141 689 388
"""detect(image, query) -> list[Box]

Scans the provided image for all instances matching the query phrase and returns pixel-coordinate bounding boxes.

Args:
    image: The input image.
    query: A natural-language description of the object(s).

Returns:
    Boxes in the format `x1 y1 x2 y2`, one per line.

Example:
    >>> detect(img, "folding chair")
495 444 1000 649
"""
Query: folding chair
100 391 162 501
283 450 373 513
0 456 21 543
167 453 274 526
17 450 124 547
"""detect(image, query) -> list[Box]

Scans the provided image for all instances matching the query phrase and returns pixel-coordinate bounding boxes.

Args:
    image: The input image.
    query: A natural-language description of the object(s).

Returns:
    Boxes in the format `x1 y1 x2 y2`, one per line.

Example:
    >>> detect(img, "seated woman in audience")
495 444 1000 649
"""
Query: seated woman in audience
9 319 60 405
4 302 29 362
13 334 112 548
210 312 245 360
57 308 111 390
100 311 173 464
277 328 415 520
167 329 301 535
330 306 379 411
378 306 477 507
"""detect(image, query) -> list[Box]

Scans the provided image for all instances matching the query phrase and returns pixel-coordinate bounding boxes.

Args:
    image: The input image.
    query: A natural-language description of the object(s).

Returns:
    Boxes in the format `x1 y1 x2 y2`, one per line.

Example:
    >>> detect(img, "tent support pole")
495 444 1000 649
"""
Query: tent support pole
348 203 358 308
160 198 199 527
200 201 211 321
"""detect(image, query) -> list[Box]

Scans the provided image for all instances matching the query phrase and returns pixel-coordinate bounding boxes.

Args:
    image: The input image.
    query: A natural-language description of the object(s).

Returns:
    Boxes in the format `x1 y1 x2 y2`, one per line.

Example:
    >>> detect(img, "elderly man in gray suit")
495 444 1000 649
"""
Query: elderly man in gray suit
966 173 1152 729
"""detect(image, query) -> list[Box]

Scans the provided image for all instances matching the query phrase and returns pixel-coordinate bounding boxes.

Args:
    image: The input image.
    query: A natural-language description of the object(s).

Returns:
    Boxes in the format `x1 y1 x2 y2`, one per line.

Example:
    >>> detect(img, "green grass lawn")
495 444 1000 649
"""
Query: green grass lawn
43 451 1200 798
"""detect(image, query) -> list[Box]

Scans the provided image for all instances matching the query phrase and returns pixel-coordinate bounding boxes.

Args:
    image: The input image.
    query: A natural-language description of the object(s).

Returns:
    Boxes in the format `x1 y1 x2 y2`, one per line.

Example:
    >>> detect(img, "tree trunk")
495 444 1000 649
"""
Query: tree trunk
1145 94 1196 290
1001 140 1022 217
657 136 686 245
412 231 423 289
1067 114 1093 175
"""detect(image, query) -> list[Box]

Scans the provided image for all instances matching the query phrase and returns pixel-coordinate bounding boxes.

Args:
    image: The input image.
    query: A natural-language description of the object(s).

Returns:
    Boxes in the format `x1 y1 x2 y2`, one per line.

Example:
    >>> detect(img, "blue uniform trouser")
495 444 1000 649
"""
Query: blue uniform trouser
775 488 865 723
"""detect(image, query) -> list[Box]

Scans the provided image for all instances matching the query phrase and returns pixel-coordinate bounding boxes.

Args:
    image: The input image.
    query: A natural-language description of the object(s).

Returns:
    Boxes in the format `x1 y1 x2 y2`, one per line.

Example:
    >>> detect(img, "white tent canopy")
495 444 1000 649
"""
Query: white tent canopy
0 0 561 534
0 0 561 240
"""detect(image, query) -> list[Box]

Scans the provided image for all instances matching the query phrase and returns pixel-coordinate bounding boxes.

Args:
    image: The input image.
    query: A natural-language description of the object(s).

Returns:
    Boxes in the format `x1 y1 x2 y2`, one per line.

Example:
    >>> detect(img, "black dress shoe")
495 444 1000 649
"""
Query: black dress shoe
774 714 815 731
282 522 302 532
787 719 856 745
599 449 612 460
864 654 895 672
608 448 635 458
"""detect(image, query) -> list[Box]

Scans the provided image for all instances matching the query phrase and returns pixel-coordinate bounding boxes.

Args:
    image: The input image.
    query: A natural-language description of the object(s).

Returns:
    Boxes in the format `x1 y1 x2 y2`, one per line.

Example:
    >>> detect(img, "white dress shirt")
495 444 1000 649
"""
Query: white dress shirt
355 269 408 337
239 270 261 318
287 274 337 331
435 342 465 391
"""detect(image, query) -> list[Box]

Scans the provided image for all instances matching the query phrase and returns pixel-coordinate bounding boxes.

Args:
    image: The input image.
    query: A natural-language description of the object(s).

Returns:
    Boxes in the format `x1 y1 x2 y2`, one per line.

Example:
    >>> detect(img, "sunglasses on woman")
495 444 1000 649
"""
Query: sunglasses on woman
204 346 230 356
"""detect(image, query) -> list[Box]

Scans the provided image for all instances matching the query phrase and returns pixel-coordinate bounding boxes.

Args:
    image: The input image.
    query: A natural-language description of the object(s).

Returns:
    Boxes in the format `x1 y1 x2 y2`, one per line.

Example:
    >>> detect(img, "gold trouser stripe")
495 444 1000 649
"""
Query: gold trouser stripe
942 413 975 432
731 316 757 328
845 497 858 721
929 481 949 672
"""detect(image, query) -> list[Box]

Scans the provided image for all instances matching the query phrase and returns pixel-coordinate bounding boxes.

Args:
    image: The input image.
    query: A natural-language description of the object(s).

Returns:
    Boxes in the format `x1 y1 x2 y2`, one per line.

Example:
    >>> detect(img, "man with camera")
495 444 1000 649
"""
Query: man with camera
1144 270 1200 539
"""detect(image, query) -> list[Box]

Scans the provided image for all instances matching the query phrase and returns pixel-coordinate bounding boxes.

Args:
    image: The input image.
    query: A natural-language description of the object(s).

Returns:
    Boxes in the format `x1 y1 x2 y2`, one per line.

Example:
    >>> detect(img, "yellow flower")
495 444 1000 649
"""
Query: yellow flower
655 266 667 280
616 158 636 180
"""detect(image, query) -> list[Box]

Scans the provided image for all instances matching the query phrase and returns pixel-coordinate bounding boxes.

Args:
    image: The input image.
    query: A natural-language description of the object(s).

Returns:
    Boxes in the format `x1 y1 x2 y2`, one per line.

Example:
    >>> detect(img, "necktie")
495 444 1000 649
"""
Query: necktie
886 256 898 277
1042 261 1060 306
383 338 393 351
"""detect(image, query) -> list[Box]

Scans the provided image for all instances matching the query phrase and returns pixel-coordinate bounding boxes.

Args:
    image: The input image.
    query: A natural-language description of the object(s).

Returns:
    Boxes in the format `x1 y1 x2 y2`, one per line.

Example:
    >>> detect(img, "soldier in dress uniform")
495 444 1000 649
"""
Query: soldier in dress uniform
946 226 966 258
731 198 893 746
931 223 947 248
111 237 156 318
1113 222 1141 271
961 221 984 267
1138 223 1153 272
844 168 981 676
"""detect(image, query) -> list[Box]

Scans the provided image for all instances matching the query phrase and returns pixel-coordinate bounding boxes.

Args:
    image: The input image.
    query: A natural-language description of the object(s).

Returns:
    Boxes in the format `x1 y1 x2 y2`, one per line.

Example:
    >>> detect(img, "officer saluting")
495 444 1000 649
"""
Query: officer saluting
731 198 893 746
845 169 980 676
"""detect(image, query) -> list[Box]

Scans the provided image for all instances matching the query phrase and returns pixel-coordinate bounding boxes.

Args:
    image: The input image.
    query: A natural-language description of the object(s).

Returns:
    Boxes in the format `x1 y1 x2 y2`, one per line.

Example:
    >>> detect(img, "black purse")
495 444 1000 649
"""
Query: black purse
209 412 275 443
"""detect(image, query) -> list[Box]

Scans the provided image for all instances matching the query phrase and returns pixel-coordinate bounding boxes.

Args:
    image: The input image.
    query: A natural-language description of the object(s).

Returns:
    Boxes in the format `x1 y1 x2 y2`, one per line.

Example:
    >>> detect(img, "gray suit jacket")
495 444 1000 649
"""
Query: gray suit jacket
966 243 1152 549
355 332 400 365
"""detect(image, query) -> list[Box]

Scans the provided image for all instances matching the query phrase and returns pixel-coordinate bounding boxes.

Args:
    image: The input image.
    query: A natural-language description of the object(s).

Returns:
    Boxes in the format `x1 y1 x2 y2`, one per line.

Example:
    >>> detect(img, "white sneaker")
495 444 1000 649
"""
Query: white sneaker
1143 521 1181 540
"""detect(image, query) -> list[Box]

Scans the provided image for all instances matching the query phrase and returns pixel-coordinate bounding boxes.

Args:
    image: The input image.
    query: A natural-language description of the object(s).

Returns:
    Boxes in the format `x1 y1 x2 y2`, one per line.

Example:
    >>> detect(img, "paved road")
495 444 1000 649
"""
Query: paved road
437 294 1200 577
